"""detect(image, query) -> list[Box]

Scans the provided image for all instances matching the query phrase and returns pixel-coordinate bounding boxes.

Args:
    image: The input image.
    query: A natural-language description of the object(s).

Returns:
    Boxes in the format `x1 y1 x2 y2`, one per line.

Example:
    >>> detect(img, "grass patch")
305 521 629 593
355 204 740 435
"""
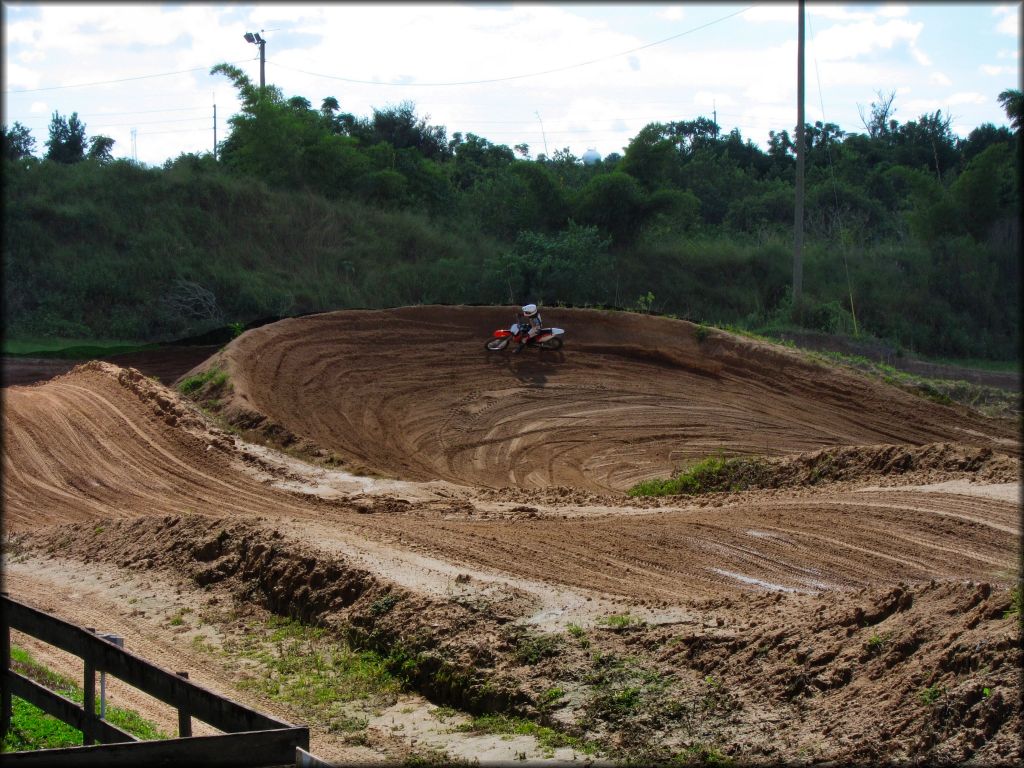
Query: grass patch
455 713 600 758
513 632 562 665
628 455 773 497
226 615 401 730
177 367 230 396
369 593 401 616
1005 585 1022 622
598 614 643 631
2 337 159 358
3 645 169 752
865 631 891 655
806 349 1019 418
918 684 946 706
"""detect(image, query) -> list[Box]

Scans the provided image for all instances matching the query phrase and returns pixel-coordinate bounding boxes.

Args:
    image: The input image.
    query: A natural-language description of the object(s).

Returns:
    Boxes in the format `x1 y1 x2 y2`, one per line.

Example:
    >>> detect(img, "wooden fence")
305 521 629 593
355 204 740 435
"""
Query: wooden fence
1 593 317 767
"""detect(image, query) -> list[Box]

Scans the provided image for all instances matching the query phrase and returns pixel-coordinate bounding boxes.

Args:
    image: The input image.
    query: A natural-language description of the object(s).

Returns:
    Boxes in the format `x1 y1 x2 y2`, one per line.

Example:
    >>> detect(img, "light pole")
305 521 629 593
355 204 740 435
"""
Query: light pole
244 31 266 91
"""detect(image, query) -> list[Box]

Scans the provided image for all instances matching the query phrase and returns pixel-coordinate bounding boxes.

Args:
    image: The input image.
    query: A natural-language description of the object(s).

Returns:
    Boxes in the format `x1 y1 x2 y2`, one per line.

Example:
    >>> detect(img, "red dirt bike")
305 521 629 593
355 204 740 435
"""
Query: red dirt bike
485 320 565 351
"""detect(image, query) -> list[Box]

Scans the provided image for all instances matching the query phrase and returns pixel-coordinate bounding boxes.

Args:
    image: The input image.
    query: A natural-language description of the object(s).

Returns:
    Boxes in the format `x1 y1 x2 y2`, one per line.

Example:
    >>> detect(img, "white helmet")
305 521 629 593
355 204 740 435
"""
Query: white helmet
521 303 538 317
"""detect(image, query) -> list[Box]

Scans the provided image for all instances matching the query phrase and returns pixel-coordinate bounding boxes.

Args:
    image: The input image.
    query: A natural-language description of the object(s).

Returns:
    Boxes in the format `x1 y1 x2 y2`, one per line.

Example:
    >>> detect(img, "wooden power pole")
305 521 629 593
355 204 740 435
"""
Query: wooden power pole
793 0 805 315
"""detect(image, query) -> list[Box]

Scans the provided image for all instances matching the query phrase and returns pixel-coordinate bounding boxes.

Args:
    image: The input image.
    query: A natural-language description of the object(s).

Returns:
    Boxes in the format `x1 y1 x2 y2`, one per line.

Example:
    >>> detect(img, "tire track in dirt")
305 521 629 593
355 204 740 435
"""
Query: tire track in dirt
208 307 1016 492
2 314 1018 606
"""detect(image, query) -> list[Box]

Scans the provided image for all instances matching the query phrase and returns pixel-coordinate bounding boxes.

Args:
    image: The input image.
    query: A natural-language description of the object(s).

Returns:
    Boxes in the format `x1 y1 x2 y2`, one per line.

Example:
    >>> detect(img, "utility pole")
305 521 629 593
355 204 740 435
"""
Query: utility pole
213 100 217 160
535 111 549 158
244 31 267 92
793 0 805 316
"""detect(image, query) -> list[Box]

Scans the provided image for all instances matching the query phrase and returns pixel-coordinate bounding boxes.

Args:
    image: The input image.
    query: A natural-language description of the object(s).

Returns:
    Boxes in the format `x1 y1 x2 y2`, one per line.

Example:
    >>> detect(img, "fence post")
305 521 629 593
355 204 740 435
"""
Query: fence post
97 633 125 720
83 627 96 745
177 671 192 737
1 592 11 738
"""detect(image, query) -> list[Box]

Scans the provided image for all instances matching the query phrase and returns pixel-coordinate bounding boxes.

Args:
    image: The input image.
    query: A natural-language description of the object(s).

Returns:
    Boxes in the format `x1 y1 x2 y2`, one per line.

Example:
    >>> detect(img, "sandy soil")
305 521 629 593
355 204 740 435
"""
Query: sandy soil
2 306 1020 765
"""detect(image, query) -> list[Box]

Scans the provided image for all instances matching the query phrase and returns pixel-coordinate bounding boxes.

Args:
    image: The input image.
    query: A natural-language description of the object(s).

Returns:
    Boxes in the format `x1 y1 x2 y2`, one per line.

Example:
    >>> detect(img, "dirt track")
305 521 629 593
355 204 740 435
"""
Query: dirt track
2 306 1021 764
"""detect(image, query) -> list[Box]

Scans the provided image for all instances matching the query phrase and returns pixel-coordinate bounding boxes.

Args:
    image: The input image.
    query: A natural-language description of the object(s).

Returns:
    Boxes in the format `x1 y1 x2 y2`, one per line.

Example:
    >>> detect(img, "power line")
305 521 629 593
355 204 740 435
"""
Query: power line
266 5 757 87
135 127 211 136
2 60 251 94
88 116 210 129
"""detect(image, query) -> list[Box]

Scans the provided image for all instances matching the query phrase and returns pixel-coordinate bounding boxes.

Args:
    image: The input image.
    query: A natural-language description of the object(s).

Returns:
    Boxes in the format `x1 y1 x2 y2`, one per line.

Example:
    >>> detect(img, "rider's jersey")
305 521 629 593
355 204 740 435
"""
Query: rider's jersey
519 313 543 335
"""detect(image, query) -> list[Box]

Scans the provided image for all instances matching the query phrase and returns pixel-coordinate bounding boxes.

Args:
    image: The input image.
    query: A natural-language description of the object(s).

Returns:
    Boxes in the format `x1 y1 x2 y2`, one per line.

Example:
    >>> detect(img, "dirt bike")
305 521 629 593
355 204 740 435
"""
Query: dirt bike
485 320 565 351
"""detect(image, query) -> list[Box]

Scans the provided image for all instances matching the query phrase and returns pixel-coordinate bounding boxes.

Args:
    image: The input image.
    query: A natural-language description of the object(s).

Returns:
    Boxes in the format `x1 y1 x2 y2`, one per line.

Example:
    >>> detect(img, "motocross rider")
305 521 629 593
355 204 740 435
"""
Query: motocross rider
514 303 543 353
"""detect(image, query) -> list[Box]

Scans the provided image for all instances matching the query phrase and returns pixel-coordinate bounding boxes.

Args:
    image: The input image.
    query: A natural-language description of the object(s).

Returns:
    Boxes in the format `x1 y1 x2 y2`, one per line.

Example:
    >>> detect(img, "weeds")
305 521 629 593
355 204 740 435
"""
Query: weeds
4 645 169 751
918 684 945 706
178 367 230 396
455 713 600 758
865 631 891 655
513 632 562 665
628 454 772 497
1004 585 1021 621
369 593 401 616
599 613 643 631
566 622 590 649
227 615 401 719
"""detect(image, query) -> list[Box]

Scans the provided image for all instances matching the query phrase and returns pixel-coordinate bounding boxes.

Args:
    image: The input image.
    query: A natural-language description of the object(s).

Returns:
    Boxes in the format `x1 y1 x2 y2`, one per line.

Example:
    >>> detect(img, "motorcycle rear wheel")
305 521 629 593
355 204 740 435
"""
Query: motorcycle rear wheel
486 337 510 351
539 337 564 350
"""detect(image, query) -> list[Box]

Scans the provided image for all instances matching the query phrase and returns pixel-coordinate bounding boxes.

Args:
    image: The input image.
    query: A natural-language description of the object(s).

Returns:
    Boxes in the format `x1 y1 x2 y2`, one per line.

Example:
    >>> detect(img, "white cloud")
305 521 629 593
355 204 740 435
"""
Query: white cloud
2 3 1017 162
878 5 911 18
945 92 988 106
4 60 42 90
741 7 795 24
980 64 1007 76
993 5 1020 35
810 19 924 63
656 7 685 22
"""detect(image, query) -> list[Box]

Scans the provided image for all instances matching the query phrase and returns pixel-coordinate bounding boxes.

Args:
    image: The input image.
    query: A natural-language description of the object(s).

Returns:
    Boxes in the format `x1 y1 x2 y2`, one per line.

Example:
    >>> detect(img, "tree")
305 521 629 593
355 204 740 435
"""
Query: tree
858 89 897 140
87 135 115 163
573 172 646 244
500 222 613 305
959 123 1013 164
997 88 1023 132
369 101 450 161
3 122 36 160
45 111 88 163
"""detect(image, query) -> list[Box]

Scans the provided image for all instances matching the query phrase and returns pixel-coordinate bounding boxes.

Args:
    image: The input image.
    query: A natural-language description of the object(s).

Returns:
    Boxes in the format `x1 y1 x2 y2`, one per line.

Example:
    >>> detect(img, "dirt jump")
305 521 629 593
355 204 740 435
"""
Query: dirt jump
3 306 1020 765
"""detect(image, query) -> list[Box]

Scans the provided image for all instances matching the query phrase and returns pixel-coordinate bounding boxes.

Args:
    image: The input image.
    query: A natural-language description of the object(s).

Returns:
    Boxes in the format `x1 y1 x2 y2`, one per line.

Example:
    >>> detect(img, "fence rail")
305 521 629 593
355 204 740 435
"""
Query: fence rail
1 593 313 767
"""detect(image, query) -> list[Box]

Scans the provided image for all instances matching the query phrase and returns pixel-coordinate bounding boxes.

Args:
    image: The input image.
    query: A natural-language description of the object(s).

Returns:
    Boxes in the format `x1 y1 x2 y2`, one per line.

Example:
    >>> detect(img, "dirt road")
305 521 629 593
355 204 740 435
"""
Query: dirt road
2 306 1020 764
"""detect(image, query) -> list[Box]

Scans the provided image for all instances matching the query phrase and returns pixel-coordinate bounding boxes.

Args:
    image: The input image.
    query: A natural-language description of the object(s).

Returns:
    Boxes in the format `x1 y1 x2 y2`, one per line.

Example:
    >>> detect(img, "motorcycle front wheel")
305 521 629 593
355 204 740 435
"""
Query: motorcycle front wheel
539 337 564 350
485 337 510 351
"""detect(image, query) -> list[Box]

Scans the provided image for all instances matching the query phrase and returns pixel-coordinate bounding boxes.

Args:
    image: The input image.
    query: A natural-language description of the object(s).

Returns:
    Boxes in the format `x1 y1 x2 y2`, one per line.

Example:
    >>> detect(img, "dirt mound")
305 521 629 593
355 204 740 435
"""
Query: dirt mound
641 442 1020 498
767 442 1020 485
179 306 1017 493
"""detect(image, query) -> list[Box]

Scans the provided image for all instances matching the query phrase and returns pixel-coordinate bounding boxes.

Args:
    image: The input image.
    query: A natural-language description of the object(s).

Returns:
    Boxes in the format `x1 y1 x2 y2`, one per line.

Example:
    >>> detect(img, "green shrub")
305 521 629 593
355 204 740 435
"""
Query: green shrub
628 455 772 497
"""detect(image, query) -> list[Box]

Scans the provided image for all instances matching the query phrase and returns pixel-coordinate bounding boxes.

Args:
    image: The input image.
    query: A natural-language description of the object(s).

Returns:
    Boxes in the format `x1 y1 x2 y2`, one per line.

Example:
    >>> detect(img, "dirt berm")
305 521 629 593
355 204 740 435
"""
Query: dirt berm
184 305 1018 492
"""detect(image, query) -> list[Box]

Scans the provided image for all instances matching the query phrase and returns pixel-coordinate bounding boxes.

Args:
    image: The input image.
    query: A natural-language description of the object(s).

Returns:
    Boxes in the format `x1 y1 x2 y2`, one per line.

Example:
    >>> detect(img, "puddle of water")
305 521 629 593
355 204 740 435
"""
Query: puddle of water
710 567 800 593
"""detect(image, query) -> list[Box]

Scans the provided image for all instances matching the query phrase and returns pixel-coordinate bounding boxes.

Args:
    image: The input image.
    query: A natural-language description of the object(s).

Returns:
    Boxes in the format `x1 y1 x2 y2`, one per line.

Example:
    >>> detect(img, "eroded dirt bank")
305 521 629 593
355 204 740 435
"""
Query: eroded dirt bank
2 306 1021 765
6 514 1021 765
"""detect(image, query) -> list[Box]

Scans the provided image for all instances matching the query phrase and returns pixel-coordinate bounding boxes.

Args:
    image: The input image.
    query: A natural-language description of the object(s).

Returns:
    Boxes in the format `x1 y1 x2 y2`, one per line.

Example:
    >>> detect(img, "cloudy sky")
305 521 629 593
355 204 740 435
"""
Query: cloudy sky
3 2 1020 166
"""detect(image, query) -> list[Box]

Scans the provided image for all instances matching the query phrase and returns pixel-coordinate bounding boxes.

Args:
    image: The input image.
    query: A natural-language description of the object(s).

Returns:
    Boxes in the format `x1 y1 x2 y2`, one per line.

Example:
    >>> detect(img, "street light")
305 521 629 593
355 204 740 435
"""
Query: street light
244 30 266 90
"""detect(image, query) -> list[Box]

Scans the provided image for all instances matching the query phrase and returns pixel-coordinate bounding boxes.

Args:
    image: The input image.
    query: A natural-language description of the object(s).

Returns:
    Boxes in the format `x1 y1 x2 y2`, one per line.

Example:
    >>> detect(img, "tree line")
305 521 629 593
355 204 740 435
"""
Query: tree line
3 70 1020 360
